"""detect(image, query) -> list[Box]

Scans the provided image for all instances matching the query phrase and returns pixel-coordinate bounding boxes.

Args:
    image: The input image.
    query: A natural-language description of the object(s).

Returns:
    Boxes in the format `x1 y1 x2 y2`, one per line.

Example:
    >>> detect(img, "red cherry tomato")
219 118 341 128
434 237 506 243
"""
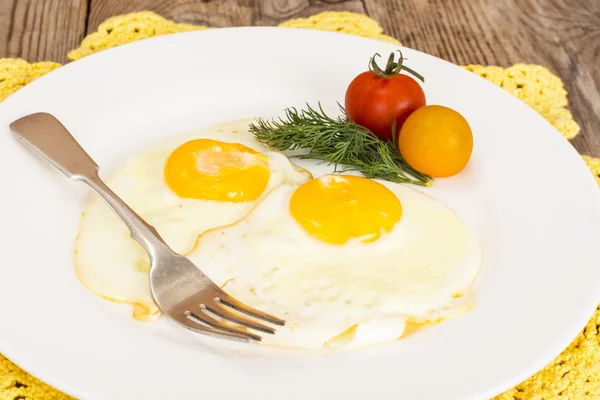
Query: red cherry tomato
345 52 426 141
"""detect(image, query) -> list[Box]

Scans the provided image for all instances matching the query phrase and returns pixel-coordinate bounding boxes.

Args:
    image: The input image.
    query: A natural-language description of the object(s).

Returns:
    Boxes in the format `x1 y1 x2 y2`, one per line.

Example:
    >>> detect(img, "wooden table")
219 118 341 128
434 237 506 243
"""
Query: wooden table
1 0 598 157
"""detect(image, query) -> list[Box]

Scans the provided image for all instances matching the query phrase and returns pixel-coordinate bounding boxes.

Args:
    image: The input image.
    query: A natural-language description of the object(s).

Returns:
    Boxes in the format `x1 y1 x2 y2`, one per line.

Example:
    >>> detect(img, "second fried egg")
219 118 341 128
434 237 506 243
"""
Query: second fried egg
188 175 482 349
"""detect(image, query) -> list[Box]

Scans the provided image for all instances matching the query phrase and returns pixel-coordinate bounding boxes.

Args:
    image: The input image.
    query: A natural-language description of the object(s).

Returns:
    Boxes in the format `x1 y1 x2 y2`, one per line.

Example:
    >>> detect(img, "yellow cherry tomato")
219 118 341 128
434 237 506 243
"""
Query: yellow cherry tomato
398 105 473 178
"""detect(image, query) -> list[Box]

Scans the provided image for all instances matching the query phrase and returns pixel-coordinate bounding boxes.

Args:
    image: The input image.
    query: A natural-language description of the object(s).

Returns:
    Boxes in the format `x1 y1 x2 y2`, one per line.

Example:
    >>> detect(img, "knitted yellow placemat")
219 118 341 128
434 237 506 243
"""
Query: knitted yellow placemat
0 11 599 400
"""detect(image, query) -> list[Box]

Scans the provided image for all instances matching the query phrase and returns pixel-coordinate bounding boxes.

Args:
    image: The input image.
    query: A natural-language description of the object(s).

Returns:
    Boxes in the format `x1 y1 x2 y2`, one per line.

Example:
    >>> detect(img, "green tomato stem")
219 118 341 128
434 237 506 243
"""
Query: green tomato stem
369 51 425 83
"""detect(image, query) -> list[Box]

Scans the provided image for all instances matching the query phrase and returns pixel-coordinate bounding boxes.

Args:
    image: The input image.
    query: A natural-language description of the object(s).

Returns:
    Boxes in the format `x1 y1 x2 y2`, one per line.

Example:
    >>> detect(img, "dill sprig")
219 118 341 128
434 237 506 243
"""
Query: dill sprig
249 103 432 186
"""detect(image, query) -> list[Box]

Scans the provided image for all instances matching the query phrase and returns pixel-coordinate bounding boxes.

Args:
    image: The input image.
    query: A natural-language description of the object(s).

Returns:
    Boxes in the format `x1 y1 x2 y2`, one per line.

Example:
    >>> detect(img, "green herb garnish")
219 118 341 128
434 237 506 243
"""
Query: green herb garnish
249 103 432 186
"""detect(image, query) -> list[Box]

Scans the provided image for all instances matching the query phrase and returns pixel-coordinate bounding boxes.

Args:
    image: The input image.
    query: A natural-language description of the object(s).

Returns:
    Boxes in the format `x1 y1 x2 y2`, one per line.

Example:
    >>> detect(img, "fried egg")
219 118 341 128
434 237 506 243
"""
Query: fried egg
187 175 482 349
74 119 312 320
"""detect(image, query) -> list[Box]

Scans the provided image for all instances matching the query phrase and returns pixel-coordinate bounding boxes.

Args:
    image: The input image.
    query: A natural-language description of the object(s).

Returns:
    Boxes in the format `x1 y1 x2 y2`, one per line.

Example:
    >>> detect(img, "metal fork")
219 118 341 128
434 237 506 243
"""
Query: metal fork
10 112 284 342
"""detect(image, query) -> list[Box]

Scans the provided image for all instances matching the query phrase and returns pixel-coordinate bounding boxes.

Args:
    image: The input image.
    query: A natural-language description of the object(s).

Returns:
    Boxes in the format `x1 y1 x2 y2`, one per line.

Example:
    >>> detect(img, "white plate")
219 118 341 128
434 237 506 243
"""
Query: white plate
0 27 599 400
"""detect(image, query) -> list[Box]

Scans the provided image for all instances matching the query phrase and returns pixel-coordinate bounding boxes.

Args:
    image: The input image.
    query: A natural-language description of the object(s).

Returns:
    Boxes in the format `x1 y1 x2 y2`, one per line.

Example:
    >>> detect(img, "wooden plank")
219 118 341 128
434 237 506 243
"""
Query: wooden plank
87 0 365 33
256 0 366 25
363 0 600 157
88 0 259 29
0 0 88 62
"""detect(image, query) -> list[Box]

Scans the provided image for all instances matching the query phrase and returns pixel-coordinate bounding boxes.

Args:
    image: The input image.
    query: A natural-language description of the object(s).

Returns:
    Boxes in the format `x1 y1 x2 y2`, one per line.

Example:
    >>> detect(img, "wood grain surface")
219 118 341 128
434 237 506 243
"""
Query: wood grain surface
0 0 88 62
1 0 599 157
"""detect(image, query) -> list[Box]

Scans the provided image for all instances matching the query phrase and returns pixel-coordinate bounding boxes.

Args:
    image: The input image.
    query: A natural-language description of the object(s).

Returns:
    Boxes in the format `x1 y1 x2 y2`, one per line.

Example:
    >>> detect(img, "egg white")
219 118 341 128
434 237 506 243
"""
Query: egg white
74 119 312 320
187 178 482 349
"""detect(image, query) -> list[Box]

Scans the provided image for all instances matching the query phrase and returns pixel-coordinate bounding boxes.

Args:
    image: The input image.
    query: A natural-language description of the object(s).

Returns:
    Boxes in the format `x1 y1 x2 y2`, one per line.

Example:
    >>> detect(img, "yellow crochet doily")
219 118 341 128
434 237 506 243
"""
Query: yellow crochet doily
1 11 599 400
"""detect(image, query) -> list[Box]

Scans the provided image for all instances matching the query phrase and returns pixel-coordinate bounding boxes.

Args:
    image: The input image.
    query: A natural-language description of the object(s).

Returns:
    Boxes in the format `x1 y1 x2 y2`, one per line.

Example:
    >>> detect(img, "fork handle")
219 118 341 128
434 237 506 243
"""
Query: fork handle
10 112 173 260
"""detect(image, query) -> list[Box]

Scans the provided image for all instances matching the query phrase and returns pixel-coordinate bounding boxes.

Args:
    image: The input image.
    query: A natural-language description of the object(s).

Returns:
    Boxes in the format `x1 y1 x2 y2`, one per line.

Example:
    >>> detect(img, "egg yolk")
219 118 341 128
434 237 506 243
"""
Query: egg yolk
289 175 402 244
164 139 270 202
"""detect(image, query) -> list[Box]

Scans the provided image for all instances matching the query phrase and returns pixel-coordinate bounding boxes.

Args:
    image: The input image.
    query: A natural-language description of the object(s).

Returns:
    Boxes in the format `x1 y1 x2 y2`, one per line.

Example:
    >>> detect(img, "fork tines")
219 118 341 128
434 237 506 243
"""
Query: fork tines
177 289 285 342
